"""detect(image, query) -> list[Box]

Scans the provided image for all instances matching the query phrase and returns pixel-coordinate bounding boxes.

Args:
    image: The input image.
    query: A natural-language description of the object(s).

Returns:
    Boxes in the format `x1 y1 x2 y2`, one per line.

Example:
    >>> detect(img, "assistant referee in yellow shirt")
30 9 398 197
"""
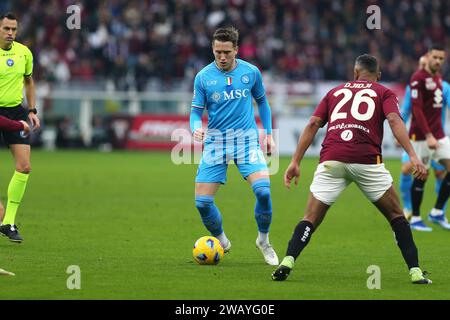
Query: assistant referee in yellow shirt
0 12 40 243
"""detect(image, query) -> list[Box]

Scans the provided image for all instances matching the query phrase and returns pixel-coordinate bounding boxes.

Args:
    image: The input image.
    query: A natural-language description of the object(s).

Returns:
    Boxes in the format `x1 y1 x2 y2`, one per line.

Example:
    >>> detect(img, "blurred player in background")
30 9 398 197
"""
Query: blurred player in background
408 44 450 231
0 13 40 243
272 54 431 284
399 55 450 231
190 27 278 265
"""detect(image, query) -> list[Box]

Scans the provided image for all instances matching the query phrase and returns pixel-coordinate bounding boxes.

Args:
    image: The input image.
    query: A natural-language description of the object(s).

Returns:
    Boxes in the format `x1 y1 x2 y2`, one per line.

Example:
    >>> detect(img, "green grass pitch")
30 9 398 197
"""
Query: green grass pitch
0 150 449 299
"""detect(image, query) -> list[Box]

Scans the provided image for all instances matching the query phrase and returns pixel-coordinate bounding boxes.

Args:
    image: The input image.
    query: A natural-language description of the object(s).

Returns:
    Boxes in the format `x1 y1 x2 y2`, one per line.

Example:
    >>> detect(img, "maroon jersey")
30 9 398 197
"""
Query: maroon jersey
0 115 23 131
409 69 444 141
313 80 400 164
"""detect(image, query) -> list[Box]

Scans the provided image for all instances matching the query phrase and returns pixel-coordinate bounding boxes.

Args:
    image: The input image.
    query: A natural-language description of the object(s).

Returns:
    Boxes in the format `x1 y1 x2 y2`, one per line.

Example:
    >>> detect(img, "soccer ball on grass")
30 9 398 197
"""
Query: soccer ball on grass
193 236 224 265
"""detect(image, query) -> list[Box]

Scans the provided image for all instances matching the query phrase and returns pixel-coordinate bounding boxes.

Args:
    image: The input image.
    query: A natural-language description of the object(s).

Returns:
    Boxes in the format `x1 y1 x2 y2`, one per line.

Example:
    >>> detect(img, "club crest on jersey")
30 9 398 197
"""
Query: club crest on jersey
211 92 221 102
6 59 14 67
241 75 250 84
425 78 437 90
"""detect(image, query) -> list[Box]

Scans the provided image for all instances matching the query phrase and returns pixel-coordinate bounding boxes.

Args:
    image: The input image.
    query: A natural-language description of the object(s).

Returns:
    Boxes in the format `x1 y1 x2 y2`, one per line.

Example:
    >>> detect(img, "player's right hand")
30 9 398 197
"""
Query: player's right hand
284 162 300 189
19 120 30 134
410 157 428 181
193 128 205 143
426 135 439 150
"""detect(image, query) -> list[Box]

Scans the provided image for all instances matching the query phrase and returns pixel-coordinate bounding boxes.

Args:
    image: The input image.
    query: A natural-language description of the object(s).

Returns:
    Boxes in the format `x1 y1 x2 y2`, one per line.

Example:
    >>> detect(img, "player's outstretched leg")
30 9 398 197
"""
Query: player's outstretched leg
272 220 315 281
252 178 278 265
273 194 328 281
375 187 431 284
390 216 432 284
195 195 231 251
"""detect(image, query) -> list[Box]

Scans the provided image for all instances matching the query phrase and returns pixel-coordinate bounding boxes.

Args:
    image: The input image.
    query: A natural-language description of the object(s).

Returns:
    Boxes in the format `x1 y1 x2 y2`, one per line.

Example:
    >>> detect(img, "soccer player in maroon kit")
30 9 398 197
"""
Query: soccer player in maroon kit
409 44 450 231
272 54 431 284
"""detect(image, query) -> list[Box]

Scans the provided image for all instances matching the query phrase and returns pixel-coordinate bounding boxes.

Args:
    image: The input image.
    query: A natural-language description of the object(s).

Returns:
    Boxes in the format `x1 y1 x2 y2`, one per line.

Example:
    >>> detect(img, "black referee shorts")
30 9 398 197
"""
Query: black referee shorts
0 105 30 145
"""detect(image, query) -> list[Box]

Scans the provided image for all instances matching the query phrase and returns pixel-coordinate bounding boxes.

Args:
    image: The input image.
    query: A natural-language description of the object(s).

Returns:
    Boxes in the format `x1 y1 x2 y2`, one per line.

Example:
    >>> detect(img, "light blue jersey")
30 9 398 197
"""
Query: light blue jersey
401 81 450 168
191 58 271 135
190 59 272 183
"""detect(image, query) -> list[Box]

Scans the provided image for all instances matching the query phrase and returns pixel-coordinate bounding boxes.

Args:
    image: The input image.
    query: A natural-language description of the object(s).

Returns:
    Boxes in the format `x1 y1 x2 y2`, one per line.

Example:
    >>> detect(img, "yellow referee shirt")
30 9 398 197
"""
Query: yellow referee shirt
0 41 33 107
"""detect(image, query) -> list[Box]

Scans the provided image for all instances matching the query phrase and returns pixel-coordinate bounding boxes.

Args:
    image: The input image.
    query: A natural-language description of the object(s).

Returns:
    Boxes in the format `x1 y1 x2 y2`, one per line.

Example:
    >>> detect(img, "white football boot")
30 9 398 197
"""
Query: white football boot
256 239 279 265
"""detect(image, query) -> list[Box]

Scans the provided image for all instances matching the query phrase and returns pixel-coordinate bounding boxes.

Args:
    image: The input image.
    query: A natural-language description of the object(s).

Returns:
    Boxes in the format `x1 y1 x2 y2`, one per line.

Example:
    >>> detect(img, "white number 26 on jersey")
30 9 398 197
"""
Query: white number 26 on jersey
330 88 377 123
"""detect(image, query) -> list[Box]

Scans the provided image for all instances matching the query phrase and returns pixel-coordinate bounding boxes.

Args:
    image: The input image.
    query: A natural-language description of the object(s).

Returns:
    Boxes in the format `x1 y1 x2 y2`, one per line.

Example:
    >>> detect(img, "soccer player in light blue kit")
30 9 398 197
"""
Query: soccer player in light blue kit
399 55 450 230
189 27 279 265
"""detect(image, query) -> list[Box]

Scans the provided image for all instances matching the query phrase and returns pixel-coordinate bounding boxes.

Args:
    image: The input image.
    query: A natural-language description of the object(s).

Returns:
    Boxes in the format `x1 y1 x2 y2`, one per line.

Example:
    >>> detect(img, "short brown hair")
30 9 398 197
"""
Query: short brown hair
212 27 239 48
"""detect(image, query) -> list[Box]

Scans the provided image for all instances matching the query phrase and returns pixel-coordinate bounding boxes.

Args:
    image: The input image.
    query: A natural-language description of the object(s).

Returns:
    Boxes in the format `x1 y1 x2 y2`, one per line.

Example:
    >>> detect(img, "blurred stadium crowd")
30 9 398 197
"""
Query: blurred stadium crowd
4 0 449 91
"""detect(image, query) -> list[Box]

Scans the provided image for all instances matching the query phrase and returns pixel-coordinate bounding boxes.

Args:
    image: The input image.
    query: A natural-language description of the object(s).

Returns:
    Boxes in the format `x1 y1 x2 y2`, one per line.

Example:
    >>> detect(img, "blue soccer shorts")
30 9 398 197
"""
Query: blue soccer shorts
195 140 268 184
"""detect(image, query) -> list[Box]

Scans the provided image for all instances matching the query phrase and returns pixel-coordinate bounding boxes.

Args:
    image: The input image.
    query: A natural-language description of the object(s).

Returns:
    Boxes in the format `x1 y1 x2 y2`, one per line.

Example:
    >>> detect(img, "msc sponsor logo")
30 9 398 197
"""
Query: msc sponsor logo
223 89 250 101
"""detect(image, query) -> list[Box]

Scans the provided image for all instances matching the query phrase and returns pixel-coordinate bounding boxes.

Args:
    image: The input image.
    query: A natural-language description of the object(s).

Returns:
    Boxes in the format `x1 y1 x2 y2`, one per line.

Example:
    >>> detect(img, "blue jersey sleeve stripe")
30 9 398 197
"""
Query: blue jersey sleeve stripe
192 105 204 109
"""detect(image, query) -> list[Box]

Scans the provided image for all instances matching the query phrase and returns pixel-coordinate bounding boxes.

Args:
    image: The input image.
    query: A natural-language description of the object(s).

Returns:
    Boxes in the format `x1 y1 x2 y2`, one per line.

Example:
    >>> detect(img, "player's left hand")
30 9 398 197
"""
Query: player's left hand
264 134 275 156
284 162 300 189
28 113 40 131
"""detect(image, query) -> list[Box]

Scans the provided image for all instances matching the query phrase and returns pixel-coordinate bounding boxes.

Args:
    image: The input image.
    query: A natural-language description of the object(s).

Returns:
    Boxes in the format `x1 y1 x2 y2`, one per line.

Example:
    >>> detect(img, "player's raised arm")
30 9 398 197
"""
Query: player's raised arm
285 116 324 189
387 112 427 180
